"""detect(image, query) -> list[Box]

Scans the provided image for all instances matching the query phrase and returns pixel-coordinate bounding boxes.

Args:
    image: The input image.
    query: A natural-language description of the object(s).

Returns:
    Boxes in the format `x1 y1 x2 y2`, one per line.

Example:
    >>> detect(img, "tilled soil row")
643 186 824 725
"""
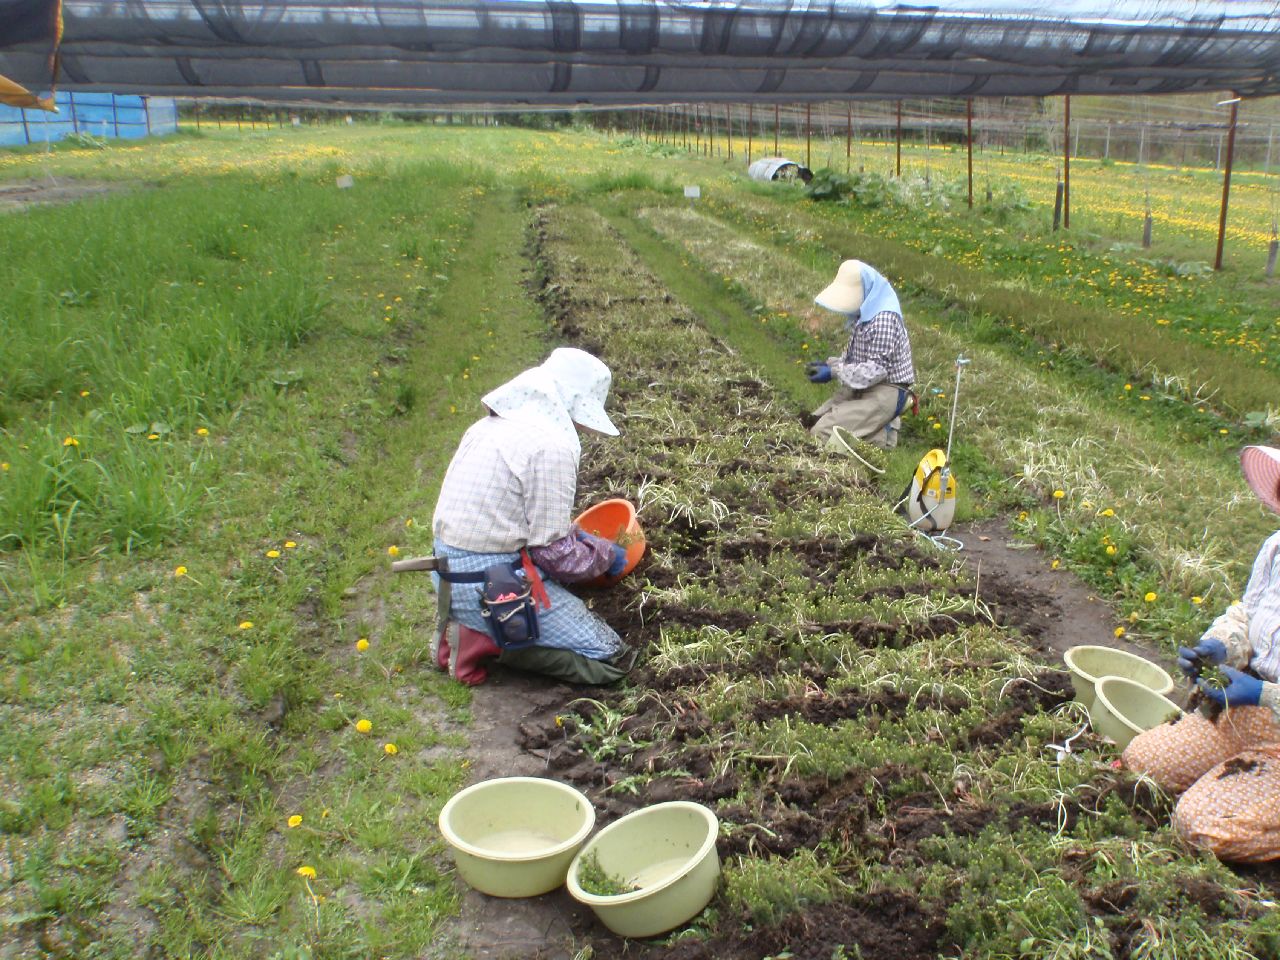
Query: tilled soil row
517 204 1249 959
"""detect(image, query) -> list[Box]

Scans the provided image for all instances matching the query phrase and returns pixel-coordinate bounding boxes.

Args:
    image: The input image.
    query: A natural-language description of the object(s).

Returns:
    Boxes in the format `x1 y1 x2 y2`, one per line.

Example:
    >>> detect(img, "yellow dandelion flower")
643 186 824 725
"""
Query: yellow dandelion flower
1052 490 1065 499
387 545 400 557
1219 429 1229 435
287 815 303 828
356 718 372 733
1192 596 1204 605
239 621 254 630
383 742 398 755
296 866 316 879
1114 627 1126 638
1017 511 1028 521
147 433 160 441
63 436 79 447
80 390 90 397
1106 545 1117 555
356 638 369 652
175 565 188 577
1 463 8 471
405 518 414 527
1051 559 1060 570
285 541 297 549
266 549 281 559
1123 384 1132 391
196 427 209 436
1099 508 1115 517
1144 592 1157 603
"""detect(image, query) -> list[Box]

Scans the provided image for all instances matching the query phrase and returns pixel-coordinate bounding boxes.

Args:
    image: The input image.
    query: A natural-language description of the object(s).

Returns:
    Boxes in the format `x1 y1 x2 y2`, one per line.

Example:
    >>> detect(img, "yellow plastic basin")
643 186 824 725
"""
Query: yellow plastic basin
1093 676 1184 749
566 801 720 939
438 777 595 898
573 498 647 586
1063 645 1174 715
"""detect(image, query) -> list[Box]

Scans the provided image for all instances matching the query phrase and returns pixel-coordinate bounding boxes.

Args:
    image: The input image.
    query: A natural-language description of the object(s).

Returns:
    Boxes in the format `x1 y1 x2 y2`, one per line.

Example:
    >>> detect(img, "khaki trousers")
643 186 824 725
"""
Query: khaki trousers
1123 707 1280 863
809 382 903 449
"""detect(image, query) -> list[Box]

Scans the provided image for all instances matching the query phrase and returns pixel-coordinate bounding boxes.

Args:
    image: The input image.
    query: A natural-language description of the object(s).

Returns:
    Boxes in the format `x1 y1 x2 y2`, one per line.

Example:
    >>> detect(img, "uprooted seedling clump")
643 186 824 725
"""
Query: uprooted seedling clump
576 850 639 897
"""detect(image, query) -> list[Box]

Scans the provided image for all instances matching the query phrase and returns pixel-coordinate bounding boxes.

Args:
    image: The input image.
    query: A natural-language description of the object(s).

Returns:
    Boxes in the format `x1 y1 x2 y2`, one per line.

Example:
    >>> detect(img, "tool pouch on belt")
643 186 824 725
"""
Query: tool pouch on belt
479 563 541 651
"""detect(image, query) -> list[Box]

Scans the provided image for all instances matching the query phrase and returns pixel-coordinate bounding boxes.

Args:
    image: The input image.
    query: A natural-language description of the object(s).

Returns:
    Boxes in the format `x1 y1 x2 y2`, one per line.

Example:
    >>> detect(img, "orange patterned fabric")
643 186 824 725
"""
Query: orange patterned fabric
1123 707 1280 862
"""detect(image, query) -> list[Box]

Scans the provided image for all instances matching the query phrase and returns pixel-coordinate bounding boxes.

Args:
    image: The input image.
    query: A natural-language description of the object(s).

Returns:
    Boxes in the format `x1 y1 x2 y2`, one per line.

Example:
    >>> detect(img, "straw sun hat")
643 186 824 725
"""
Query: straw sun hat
813 259 866 315
1241 445 1280 515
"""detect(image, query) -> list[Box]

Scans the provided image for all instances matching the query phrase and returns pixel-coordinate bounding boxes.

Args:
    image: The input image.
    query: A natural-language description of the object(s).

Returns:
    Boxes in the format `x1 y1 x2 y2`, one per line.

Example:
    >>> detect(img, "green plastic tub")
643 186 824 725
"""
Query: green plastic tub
566 801 720 938
438 777 595 898
1063 645 1174 715
1093 676 1184 749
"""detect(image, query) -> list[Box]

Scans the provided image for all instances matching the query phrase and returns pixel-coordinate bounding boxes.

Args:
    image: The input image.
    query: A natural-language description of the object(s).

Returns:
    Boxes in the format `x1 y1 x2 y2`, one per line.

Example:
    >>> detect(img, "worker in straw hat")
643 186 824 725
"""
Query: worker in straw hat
804 259 915 449
1122 445 1280 862
429 347 633 686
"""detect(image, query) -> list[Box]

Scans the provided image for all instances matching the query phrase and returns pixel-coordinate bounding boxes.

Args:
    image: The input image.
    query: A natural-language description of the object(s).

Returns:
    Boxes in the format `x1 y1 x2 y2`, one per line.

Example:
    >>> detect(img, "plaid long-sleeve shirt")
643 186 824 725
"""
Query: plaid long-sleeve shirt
831 310 915 391
432 415 579 553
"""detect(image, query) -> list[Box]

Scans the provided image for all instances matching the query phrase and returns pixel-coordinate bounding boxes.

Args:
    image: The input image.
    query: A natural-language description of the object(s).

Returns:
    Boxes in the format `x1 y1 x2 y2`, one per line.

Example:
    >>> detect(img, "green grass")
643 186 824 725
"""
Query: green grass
0 143 552 955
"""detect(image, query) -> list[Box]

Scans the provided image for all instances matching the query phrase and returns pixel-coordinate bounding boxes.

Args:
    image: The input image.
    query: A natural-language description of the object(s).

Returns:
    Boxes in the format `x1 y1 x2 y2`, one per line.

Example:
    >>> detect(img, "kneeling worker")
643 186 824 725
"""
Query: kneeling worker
805 259 915 449
429 347 633 686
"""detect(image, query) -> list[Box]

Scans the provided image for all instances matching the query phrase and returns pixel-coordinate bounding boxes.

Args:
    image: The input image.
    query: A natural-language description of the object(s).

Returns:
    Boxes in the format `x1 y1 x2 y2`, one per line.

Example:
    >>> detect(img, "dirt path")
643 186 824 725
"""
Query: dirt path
438 514 1174 959
0 177 131 212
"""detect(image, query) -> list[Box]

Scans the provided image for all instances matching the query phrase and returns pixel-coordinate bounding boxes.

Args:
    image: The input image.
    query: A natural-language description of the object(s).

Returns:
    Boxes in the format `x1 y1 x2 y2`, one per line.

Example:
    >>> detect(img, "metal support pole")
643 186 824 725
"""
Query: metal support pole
726 104 732 158
895 101 902 177
1215 98 1239 271
966 98 974 208
805 103 811 169
846 102 852 173
774 103 779 156
1063 95 1071 229
747 103 753 163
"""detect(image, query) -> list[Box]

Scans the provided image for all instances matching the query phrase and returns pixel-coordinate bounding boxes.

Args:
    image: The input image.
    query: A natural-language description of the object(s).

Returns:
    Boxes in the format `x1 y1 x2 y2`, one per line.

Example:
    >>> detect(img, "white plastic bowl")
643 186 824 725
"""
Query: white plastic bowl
567 801 720 939
1063 645 1174 715
1093 676 1183 749
438 777 596 898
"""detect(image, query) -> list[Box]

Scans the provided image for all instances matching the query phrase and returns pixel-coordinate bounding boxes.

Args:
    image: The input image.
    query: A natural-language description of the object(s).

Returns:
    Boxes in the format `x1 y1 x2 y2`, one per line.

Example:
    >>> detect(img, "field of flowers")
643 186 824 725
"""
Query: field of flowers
2 120 1280 959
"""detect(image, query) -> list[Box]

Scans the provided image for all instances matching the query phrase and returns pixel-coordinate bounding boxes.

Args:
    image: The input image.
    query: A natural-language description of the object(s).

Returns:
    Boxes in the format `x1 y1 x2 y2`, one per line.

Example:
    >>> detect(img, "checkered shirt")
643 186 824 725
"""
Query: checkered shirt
834 310 915 390
433 415 579 553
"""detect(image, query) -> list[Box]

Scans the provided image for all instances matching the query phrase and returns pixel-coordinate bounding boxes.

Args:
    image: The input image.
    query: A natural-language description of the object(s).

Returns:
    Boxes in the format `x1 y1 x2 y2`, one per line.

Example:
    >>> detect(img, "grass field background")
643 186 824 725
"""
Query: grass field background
3 119 1280 958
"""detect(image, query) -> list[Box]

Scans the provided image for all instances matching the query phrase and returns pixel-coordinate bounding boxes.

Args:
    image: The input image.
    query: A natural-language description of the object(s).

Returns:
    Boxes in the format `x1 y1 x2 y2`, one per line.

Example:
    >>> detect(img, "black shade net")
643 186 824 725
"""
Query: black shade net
2 1 1279 105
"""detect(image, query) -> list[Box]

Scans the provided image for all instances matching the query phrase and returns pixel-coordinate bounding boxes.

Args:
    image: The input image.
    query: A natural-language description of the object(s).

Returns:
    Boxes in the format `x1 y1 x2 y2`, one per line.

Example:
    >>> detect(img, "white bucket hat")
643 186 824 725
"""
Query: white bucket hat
539 347 619 437
481 368 579 450
1242 445 1280 515
814 259 866 315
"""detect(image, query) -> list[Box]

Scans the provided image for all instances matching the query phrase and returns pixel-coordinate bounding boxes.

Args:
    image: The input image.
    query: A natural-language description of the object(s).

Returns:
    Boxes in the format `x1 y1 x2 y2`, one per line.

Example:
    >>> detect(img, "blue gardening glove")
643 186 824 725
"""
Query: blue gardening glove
806 361 832 384
1197 666 1264 707
1176 638 1228 678
607 543 628 579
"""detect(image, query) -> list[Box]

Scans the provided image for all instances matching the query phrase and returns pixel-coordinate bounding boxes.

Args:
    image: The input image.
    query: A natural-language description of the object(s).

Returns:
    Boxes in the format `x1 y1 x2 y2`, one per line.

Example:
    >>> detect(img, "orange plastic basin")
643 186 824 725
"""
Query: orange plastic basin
573 498 646 585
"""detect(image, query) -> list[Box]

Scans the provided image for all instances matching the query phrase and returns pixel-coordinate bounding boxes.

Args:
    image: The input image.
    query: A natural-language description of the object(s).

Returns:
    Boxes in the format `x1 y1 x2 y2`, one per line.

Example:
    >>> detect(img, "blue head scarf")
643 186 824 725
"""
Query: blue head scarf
848 263 902 330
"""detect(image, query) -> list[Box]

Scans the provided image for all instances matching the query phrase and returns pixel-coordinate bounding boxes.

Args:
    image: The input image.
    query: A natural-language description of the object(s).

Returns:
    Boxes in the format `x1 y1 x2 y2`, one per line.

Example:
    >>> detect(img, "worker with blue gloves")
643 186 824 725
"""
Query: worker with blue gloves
1123 445 1280 862
804 259 915 449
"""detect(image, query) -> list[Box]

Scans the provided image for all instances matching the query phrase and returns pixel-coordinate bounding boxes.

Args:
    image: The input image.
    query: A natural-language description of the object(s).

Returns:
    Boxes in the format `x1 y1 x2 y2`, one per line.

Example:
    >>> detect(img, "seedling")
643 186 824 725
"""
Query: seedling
576 850 637 897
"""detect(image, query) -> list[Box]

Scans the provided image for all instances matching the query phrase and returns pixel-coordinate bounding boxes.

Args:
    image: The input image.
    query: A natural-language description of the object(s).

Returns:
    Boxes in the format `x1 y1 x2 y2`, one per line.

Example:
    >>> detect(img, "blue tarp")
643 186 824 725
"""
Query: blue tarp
0 92 177 147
